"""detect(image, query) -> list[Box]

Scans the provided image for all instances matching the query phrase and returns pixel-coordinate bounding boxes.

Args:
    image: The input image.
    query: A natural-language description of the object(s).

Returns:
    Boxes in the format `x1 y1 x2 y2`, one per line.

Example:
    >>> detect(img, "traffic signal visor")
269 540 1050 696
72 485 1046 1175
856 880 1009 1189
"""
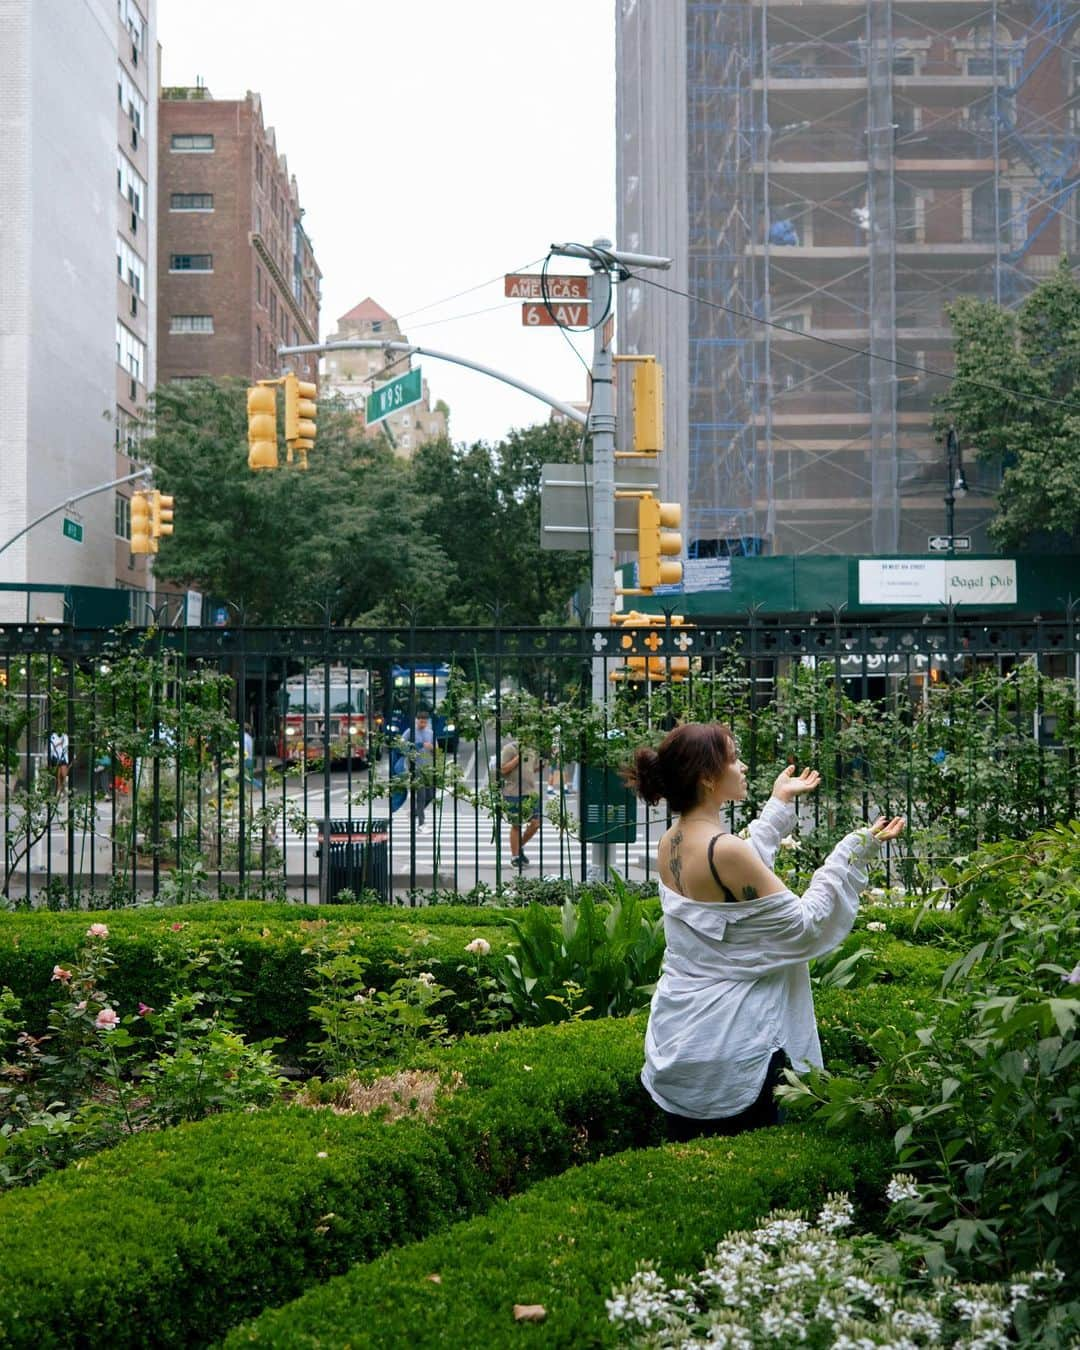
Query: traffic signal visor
637 496 683 590
151 491 174 540
130 490 155 555
247 384 279 470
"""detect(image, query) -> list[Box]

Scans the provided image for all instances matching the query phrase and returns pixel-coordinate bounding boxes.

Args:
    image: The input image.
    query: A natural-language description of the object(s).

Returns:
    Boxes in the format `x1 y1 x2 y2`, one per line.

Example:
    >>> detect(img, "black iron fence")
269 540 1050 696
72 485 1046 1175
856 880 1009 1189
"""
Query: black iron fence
1 612 1077 906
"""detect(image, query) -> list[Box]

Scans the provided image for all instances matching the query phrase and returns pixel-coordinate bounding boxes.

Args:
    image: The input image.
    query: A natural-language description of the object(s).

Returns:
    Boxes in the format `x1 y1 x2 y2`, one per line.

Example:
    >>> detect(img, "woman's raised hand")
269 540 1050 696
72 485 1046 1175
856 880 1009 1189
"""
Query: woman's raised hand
868 815 906 842
772 764 822 803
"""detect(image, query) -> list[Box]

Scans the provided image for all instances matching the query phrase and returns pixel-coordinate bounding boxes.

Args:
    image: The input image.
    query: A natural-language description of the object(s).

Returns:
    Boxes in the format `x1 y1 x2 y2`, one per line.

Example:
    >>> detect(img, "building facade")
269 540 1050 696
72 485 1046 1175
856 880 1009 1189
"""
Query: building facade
321 299 447 457
616 1 1080 557
157 87 320 389
0 0 158 618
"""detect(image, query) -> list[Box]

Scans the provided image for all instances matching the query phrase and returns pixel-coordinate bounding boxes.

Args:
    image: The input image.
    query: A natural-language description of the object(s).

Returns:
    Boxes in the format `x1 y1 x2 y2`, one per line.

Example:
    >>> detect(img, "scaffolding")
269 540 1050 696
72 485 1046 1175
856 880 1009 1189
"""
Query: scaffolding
644 0 1080 556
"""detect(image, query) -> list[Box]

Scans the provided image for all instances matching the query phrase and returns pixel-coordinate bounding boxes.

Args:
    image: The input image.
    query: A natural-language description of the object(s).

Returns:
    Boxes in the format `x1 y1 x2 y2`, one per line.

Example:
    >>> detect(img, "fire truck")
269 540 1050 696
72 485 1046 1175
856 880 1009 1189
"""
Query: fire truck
276 666 380 767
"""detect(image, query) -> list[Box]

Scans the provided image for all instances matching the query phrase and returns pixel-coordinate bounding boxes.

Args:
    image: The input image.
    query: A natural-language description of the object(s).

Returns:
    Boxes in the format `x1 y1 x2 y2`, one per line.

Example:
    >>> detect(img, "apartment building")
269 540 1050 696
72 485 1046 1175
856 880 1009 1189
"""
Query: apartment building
321 299 447 457
157 87 320 388
0 0 157 618
617 1 1080 557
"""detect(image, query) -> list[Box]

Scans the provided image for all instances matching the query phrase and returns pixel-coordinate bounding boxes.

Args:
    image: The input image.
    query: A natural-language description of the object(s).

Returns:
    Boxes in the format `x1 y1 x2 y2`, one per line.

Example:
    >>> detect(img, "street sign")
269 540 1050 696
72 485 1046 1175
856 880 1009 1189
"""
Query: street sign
540 462 659 550
523 302 590 327
62 518 83 543
504 273 589 300
927 534 972 553
366 367 422 426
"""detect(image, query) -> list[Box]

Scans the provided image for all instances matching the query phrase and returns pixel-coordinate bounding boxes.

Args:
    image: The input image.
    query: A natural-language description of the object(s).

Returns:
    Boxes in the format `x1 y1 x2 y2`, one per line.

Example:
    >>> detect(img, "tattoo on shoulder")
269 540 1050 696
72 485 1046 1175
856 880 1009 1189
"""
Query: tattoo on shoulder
741 885 759 901
669 829 683 888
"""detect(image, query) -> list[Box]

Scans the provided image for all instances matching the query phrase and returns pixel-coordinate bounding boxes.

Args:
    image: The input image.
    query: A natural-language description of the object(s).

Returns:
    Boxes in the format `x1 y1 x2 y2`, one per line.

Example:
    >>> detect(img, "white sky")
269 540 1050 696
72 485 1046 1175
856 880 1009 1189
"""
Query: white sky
157 0 615 446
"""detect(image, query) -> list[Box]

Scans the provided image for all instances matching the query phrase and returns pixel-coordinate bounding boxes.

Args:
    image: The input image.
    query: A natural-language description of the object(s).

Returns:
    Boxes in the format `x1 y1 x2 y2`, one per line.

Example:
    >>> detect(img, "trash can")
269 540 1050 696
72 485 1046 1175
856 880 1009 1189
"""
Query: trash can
317 817 390 904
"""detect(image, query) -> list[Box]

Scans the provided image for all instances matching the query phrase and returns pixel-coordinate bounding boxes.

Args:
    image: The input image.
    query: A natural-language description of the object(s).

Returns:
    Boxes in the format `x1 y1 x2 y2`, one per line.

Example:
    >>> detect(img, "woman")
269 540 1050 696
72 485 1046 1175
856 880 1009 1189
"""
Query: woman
625 721 904 1141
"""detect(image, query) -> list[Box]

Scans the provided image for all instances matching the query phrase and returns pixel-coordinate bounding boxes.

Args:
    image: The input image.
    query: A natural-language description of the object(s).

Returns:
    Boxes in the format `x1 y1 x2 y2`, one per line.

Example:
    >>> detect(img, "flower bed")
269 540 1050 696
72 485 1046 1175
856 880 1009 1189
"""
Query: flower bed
221 1125 894 1348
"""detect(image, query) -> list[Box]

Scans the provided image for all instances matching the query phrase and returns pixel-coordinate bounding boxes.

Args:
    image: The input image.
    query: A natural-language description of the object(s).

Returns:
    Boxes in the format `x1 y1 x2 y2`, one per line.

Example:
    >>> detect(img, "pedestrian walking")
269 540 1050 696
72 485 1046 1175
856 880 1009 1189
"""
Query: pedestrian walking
499 737 541 868
47 730 70 794
624 720 904 1142
402 708 437 832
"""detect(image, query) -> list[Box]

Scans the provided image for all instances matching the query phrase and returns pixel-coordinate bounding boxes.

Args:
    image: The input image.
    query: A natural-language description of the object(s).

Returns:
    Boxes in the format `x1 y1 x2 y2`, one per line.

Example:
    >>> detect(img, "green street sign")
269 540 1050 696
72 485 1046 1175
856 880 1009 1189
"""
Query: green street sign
366 367 422 426
62 518 83 543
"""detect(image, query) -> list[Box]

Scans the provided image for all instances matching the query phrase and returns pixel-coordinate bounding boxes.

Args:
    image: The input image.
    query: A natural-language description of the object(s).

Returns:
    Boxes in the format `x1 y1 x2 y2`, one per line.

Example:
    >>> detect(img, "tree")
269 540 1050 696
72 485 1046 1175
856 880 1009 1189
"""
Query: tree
939 258 1080 551
141 379 455 624
408 421 592 626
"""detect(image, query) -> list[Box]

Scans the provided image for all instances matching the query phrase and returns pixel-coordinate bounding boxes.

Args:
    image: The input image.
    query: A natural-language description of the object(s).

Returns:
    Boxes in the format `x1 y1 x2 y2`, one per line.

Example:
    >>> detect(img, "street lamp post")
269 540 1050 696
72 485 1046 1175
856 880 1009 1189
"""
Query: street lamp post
944 426 968 556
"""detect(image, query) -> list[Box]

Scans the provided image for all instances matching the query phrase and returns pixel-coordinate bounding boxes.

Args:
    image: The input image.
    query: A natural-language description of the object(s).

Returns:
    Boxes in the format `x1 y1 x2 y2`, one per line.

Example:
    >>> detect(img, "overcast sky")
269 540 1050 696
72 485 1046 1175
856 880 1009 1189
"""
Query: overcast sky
157 0 615 446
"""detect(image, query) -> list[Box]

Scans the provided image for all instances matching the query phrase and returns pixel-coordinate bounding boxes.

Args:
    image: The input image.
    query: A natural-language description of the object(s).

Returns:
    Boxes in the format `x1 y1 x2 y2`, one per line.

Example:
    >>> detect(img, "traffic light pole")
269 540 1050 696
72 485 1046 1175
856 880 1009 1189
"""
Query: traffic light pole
0 467 153 561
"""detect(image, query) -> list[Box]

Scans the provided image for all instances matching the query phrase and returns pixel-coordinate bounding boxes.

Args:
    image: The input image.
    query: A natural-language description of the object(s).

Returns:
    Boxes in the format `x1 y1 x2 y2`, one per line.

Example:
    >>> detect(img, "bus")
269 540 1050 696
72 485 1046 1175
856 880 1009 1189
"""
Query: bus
277 666 380 767
386 663 459 754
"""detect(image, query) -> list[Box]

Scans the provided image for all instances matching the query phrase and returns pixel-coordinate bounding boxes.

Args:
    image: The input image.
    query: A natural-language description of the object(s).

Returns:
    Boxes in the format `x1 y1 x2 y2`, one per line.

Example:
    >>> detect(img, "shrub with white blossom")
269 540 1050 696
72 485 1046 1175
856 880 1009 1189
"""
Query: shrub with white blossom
607 1192 1062 1349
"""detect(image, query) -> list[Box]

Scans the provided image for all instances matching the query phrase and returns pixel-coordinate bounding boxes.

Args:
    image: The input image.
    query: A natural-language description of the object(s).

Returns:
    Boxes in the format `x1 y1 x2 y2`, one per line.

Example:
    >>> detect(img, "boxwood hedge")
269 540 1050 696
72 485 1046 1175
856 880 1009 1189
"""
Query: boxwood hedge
0 973 928 1349
223 1123 894 1348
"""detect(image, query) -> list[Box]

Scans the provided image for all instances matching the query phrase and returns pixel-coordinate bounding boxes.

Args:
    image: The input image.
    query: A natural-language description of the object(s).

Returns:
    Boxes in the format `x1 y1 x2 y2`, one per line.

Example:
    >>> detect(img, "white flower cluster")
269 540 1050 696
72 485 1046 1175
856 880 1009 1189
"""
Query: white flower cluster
606 1193 1062 1348
885 1174 921 1204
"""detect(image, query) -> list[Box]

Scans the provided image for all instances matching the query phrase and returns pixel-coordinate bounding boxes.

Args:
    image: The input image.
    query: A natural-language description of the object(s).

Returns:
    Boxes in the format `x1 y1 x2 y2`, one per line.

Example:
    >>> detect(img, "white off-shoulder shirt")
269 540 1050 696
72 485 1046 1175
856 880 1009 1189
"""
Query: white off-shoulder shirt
641 796 882 1120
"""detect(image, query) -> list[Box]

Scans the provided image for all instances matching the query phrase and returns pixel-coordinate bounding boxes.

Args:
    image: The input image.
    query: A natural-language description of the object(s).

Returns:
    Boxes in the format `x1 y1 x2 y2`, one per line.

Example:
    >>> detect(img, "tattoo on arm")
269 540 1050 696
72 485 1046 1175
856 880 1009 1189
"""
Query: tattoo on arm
669 830 683 891
741 885 759 901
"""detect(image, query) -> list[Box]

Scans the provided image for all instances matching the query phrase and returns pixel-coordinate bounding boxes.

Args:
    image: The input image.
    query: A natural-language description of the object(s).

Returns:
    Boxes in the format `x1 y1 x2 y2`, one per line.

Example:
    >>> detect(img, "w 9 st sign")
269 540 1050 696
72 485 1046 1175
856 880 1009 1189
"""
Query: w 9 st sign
366 368 423 425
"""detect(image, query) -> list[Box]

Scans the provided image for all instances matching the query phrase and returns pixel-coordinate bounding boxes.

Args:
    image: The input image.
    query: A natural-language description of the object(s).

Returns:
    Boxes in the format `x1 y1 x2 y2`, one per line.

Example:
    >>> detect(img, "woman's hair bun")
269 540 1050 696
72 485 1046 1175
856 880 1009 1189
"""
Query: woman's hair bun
625 745 665 806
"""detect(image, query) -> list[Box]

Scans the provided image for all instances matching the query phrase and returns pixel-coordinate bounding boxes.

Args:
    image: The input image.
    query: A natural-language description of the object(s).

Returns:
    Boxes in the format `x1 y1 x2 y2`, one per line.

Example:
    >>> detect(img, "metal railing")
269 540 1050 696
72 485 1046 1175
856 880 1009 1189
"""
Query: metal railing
1 613 1077 905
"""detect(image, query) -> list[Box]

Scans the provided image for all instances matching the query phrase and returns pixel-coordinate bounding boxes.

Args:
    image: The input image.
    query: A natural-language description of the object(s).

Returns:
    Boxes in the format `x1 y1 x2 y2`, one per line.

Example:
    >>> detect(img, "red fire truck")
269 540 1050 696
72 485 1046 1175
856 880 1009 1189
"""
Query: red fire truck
277 666 379 767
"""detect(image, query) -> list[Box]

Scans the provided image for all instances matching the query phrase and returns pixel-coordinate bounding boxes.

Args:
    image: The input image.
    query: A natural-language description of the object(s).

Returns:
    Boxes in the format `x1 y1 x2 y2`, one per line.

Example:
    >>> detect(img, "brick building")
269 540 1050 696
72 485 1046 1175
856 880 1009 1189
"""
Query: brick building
157 86 320 387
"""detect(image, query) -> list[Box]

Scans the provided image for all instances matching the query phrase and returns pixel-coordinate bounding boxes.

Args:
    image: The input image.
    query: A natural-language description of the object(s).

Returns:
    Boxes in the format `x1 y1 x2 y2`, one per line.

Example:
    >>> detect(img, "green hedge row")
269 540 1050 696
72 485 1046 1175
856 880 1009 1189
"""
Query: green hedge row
224 1124 894 1348
0 973 928 1350
0 904 950 1049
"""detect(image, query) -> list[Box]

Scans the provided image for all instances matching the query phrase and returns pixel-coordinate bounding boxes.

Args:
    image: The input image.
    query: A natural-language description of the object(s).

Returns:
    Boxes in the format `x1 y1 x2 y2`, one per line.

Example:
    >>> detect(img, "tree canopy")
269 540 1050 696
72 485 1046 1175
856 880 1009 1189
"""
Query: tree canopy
940 258 1080 551
141 379 590 626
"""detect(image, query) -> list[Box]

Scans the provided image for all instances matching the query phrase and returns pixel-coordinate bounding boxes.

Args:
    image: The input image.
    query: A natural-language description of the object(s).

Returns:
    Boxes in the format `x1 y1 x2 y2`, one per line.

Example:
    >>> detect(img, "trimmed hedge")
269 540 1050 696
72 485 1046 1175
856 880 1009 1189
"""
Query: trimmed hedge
0 906 514 1044
223 1124 894 1348
0 906 950 1050
0 973 931 1349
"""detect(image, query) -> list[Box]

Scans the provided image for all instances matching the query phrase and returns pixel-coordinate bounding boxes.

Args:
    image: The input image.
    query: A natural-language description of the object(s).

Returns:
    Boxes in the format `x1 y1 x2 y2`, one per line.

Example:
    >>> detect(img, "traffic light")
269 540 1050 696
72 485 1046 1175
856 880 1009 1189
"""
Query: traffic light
631 357 664 454
637 495 683 591
130 490 154 555
284 373 317 469
609 612 693 682
150 490 174 542
247 383 279 471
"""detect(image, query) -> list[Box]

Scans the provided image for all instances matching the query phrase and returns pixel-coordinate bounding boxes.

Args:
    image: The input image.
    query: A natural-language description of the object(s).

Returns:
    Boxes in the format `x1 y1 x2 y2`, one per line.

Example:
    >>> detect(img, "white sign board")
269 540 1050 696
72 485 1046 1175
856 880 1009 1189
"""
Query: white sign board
652 558 733 595
858 559 1017 606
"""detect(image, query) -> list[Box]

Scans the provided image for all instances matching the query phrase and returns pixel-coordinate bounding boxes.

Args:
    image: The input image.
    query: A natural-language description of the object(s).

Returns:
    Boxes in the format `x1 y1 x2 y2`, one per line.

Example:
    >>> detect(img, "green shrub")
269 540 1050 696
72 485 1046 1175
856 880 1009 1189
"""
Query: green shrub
222 1125 893 1348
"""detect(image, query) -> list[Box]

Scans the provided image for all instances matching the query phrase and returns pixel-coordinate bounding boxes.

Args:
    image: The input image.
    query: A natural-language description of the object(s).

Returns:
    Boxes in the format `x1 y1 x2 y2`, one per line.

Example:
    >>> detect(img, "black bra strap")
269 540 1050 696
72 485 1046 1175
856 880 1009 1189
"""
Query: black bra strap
707 834 740 904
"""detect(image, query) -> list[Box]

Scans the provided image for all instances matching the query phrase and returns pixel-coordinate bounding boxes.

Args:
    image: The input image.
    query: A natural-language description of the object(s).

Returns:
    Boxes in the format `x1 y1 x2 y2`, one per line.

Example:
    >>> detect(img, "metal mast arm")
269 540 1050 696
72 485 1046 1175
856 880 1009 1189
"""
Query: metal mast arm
0 468 153 559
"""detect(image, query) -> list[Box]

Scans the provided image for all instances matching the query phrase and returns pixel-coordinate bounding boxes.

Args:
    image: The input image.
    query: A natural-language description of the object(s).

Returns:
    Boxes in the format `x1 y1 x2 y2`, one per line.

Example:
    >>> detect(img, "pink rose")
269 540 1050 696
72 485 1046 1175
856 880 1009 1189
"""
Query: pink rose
94 1008 119 1030
86 923 109 939
170 922 184 932
137 1003 154 1017
51 965 73 983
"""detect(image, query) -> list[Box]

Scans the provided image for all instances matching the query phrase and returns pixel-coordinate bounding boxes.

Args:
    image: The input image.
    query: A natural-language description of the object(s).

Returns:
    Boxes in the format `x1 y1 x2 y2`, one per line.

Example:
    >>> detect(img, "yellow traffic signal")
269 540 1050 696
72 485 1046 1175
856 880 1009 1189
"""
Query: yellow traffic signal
637 495 683 591
150 491 174 541
631 358 664 453
247 383 279 471
130 490 155 555
284 373 317 469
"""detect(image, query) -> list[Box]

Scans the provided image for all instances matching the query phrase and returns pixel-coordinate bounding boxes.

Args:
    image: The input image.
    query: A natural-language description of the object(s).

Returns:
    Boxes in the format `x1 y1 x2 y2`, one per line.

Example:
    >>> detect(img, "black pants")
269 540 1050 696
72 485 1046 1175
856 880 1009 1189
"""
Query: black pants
663 1050 788 1143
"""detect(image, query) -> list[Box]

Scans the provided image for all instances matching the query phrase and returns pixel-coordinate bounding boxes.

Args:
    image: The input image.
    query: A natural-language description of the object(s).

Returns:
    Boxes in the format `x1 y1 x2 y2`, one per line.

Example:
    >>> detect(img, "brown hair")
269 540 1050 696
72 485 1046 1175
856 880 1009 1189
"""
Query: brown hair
623 722 737 815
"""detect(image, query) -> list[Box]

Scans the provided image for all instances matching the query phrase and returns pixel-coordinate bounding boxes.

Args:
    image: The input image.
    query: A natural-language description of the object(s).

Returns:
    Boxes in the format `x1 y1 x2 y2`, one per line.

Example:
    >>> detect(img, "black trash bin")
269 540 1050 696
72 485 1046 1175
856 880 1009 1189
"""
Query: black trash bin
317 818 390 904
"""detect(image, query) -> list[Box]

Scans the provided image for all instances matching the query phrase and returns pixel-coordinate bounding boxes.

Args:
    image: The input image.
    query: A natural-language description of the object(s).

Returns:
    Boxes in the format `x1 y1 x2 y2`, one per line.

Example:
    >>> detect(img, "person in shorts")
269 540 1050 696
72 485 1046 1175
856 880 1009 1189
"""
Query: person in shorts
500 738 541 868
47 730 70 794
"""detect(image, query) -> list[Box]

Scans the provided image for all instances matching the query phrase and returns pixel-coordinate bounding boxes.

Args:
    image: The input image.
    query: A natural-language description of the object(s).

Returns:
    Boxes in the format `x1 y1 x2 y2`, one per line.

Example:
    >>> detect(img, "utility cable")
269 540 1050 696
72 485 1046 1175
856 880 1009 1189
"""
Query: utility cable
394 258 545 322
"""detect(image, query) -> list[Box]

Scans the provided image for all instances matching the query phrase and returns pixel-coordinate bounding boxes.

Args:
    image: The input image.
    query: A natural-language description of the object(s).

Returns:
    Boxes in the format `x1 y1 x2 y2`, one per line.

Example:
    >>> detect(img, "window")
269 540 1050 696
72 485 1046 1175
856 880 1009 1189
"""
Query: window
170 133 214 152
269 292 277 324
892 56 915 75
119 0 144 51
255 147 264 186
170 315 214 334
116 151 145 218
895 184 918 243
169 253 213 271
114 406 144 456
170 192 213 211
116 237 145 296
115 321 146 383
115 493 131 541
117 67 145 132
972 184 1010 243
